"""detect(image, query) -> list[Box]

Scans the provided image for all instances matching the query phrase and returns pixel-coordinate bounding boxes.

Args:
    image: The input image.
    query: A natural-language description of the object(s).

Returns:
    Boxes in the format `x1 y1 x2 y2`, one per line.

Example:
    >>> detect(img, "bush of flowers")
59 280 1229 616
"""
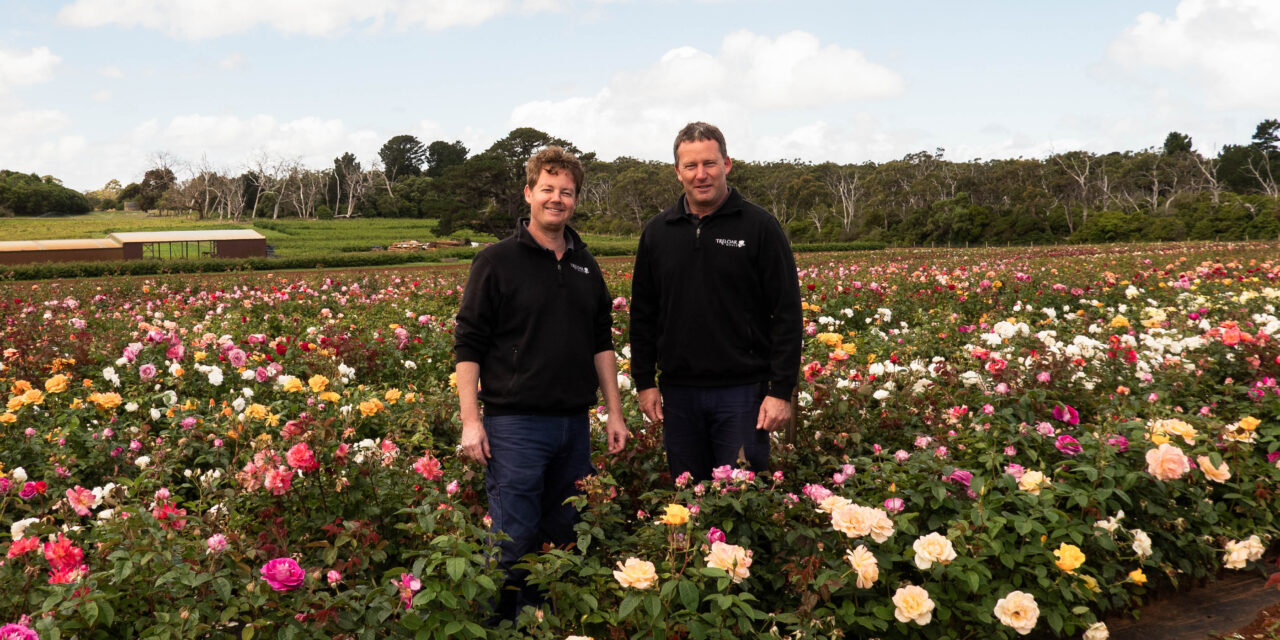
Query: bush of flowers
1 242 1279 639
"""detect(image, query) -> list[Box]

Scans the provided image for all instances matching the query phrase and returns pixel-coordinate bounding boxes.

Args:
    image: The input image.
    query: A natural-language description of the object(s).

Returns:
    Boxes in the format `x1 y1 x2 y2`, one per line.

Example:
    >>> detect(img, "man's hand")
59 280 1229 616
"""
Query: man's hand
756 396 791 432
638 388 663 423
460 418 490 462
605 413 628 454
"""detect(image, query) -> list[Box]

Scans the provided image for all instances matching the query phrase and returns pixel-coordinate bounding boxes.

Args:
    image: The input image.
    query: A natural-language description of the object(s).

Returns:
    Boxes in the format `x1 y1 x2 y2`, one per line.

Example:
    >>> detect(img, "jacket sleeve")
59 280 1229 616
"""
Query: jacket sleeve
453 251 497 364
591 254 615 355
758 215 802 399
628 227 659 390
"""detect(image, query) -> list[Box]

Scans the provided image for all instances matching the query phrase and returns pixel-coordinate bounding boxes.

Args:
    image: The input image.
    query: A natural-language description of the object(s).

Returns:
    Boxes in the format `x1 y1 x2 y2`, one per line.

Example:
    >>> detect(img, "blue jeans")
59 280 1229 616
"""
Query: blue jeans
484 413 593 620
661 383 770 483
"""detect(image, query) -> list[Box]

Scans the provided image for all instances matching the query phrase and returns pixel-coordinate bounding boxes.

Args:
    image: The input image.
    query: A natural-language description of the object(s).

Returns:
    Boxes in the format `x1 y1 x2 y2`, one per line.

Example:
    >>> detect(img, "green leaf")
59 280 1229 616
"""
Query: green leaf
241 626 255 640
679 579 700 612
618 593 640 619
445 557 465 582
83 600 99 626
401 612 422 631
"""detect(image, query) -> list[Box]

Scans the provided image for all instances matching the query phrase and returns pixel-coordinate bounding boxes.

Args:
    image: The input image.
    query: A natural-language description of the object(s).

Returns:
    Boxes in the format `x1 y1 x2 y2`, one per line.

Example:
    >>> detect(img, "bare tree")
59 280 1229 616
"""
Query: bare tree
819 162 866 236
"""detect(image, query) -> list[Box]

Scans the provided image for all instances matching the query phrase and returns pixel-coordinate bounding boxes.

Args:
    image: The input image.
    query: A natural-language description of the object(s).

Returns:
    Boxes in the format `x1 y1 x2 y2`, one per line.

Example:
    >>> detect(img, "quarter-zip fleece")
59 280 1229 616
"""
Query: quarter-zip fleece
454 219 614 415
630 187 802 399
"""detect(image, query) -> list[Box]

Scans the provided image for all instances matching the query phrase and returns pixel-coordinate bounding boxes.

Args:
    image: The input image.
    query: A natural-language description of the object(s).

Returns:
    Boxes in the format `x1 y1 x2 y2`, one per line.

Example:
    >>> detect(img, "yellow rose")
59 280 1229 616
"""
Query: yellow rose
6 396 24 412
660 503 690 526
1109 315 1130 328
359 399 384 417
1239 416 1260 432
1128 569 1147 585
45 374 69 394
892 584 935 626
993 590 1039 635
308 375 329 393
384 389 402 404
705 541 752 583
319 392 341 403
0 412 16 424
281 376 304 393
22 389 43 406
612 557 658 589
245 403 269 421
1053 543 1085 573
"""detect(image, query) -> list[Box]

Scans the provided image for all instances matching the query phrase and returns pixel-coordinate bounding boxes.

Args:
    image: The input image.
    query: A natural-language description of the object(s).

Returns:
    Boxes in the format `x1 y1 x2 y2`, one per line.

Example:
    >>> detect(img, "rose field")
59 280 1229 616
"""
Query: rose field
3 242 1280 640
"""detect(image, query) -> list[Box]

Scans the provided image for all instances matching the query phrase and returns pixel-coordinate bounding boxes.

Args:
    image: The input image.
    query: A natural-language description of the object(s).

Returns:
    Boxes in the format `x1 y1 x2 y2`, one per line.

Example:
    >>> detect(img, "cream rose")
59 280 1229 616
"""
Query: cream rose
1145 443 1190 481
993 590 1039 635
1018 469 1049 494
613 557 658 589
892 584 934 626
845 545 878 588
704 542 752 584
912 532 957 570
1082 621 1109 640
1131 529 1152 559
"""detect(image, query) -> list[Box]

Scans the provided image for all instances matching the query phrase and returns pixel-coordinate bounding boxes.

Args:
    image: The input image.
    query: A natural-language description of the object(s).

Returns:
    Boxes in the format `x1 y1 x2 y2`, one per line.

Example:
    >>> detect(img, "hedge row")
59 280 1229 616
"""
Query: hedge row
0 239 887 281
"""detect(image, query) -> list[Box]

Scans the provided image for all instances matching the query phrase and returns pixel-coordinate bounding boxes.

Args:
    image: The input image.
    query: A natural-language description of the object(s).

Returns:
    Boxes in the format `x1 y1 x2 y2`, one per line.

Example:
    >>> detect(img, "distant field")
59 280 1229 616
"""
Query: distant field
0 213 497 258
0 212 640 259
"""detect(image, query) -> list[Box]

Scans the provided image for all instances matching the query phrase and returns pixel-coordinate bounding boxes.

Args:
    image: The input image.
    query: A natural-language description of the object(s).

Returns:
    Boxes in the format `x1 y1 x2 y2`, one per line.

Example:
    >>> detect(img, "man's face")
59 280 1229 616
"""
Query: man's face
675 138 732 215
524 168 577 233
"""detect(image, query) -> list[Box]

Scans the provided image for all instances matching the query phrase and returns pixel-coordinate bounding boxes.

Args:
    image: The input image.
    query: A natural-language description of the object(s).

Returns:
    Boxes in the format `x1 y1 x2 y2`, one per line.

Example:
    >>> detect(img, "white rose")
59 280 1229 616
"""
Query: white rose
1083 622 1109 640
11 517 39 540
135 455 152 469
11 467 27 483
1131 529 1152 559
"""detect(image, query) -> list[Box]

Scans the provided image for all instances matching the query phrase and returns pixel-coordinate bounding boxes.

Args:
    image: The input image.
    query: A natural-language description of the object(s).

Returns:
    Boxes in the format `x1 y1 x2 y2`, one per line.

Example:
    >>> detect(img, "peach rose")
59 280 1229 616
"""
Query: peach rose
1196 455 1231 483
912 532 957 570
613 557 658 589
831 504 894 542
845 545 878 589
993 590 1039 635
705 541 752 583
45 374 69 394
892 584 934 625
1145 443 1190 481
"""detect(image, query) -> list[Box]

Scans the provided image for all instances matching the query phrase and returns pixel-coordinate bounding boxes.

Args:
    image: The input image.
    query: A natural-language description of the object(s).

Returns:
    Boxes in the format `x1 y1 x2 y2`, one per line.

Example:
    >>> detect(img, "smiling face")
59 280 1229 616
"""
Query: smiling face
675 138 733 216
524 167 577 235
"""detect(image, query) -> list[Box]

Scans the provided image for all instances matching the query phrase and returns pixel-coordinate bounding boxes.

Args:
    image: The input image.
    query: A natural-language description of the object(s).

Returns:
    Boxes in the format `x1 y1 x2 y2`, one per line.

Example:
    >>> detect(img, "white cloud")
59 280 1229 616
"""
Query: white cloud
509 29 904 161
1108 0 1280 109
56 0 559 39
0 109 71 139
217 52 247 71
0 45 60 93
91 90 112 102
99 65 123 78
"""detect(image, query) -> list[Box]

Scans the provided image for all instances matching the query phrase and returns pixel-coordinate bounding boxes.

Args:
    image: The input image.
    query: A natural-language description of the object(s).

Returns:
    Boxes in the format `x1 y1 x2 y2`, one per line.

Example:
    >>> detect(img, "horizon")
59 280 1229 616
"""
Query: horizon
1 0 1278 191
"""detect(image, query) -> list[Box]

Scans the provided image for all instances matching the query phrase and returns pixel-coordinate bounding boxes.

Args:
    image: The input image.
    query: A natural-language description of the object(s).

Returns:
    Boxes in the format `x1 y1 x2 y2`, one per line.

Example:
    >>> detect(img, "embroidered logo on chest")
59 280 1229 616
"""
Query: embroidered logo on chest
569 263 590 275
715 238 746 248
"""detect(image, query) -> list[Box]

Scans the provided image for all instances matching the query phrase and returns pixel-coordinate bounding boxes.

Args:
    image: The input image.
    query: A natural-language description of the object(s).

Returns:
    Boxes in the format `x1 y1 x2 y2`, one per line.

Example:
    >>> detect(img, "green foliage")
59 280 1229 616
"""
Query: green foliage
0 170 92 216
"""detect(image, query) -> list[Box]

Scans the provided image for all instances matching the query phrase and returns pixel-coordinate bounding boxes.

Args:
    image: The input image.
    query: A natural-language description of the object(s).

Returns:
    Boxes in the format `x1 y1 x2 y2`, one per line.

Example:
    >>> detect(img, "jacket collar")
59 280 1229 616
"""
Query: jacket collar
664 187 744 223
513 217 586 253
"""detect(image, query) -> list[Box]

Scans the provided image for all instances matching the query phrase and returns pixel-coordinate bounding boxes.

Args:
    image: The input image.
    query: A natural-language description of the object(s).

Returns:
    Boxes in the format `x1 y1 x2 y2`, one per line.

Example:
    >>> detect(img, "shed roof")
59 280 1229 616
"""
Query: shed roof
107 229 266 243
0 238 123 252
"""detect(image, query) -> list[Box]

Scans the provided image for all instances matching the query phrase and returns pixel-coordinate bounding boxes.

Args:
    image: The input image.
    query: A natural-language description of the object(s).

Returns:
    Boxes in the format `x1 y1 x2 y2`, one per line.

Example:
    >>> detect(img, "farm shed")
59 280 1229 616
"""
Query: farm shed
0 238 124 265
107 229 268 260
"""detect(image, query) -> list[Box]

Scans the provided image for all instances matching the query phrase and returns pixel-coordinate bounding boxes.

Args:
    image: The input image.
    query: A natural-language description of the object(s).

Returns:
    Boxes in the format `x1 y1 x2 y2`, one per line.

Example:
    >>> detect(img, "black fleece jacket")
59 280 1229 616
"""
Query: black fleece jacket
629 187 802 399
454 220 614 415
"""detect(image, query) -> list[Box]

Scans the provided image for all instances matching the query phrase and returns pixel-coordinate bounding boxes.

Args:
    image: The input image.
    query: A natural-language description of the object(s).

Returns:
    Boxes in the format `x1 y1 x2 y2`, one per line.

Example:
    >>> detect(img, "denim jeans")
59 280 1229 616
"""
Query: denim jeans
660 383 770 483
483 413 593 621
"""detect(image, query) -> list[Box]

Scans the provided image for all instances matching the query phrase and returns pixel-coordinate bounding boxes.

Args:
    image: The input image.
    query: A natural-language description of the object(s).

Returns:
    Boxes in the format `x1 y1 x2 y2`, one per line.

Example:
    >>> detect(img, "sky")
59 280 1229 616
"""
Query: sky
1 0 1278 192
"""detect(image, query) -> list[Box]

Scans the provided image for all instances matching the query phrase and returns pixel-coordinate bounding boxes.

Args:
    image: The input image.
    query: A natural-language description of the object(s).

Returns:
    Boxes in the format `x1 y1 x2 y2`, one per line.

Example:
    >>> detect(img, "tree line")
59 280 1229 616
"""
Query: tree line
15 119 1280 244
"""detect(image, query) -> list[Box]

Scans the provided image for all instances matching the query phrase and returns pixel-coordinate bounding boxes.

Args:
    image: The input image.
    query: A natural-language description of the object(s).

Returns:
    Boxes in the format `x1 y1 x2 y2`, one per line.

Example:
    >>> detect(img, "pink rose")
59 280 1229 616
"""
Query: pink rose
207 534 228 554
260 557 305 591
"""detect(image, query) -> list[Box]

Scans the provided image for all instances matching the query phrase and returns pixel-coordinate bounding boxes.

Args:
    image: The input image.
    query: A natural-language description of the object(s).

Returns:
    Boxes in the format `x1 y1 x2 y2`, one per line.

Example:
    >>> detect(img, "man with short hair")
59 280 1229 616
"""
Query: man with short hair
629 122 802 483
454 146 627 621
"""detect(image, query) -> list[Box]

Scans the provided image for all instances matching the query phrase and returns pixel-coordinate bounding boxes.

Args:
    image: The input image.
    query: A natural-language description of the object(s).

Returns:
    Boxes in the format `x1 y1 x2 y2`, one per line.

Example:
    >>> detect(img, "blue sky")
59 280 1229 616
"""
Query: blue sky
1 0 1277 191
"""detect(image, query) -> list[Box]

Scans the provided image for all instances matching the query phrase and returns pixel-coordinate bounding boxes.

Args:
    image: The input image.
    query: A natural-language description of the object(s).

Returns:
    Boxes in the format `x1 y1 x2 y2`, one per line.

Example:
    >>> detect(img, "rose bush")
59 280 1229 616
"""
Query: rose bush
1 242 1278 638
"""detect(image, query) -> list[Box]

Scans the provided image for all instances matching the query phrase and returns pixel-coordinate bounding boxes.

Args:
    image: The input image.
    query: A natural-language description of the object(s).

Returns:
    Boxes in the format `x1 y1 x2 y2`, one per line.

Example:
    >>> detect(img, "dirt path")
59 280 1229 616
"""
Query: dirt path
1109 572 1280 640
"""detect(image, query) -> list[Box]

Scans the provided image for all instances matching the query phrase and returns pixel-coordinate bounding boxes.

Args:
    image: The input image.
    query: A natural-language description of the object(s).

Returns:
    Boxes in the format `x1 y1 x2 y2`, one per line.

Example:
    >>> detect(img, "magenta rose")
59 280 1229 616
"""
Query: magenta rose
0 623 39 640
1055 435 1083 456
260 557 305 591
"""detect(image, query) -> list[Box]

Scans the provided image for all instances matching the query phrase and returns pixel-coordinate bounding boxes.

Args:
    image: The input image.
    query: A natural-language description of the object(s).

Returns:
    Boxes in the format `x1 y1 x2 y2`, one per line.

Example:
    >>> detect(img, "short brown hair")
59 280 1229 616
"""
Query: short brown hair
673 121 728 162
525 146 584 195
